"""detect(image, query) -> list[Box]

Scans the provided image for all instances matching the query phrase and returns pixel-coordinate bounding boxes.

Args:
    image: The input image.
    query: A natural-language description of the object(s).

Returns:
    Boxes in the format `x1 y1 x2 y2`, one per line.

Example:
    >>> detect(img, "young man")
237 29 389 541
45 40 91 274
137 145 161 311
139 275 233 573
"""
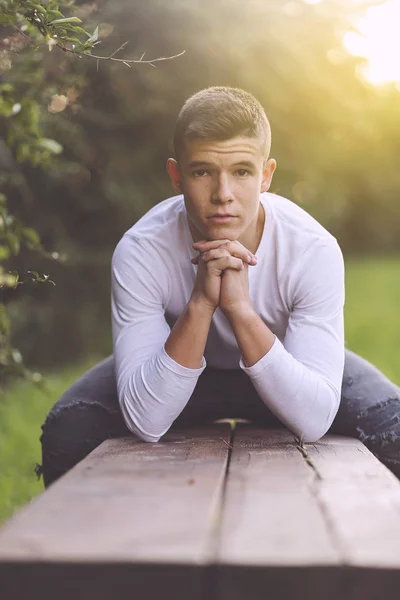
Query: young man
39 87 400 487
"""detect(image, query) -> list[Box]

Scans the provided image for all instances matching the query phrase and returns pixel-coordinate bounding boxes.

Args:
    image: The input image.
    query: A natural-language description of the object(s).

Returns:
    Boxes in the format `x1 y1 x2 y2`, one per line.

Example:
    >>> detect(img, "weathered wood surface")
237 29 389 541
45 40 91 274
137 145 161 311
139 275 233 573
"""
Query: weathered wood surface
216 426 400 600
0 424 231 600
1 424 400 600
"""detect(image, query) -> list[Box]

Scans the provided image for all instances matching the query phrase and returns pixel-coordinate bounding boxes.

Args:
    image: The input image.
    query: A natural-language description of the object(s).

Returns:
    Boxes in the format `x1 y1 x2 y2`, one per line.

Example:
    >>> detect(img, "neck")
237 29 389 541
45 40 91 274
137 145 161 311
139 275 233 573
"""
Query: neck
239 202 265 254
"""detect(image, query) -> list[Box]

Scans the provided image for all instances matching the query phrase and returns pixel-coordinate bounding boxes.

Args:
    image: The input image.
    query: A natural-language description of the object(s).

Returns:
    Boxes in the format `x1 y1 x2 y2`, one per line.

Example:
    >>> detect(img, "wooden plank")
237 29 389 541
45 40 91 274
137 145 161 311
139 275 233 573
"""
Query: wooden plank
0 424 231 600
218 427 341 566
216 426 400 600
301 433 400 567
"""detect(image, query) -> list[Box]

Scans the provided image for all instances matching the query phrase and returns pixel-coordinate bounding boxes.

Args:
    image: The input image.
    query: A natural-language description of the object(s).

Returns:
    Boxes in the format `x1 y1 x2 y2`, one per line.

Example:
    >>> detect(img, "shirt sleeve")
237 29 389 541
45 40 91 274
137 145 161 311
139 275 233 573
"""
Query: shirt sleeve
111 234 206 442
239 238 345 442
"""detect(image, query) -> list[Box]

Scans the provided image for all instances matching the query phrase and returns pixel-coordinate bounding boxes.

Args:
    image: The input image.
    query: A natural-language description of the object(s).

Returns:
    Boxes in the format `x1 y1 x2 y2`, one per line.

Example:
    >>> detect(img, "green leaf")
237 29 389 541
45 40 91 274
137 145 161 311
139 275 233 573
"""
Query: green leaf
0 84 14 93
71 44 88 53
87 26 99 44
50 17 82 25
27 271 39 282
0 246 10 261
42 274 56 286
15 143 30 163
6 233 20 256
0 304 9 336
33 5 46 15
11 103 21 115
64 37 82 44
0 15 15 26
69 25 91 36
8 271 19 288
22 227 40 246
47 10 65 18
38 138 63 154
11 349 22 364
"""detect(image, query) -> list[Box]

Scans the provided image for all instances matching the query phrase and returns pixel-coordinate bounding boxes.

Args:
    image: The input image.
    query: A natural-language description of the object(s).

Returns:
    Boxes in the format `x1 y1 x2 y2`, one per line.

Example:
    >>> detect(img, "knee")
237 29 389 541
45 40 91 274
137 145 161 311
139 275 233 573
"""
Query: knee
356 398 400 479
342 349 400 401
39 403 96 488
40 398 127 488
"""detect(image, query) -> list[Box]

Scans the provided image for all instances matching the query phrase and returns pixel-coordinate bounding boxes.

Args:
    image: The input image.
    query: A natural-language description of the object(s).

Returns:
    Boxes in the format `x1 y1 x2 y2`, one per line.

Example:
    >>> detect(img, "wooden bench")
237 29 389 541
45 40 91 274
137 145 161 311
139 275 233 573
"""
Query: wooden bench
1 423 400 599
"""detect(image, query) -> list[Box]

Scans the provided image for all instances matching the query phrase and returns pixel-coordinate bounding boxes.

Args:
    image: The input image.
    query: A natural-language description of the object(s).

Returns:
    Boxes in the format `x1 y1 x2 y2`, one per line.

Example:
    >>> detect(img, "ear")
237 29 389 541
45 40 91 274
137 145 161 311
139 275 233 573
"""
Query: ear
166 158 182 194
260 158 277 193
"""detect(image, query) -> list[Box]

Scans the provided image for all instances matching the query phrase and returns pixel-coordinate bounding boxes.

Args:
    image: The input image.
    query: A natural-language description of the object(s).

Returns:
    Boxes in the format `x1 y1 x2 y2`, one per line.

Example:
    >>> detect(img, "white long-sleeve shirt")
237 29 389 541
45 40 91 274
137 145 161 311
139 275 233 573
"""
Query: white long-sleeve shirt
111 192 345 443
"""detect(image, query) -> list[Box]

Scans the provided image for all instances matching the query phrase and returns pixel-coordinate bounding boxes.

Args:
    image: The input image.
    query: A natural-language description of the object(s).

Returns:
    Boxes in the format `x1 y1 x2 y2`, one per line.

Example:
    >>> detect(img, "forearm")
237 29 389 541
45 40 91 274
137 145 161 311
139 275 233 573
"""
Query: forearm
120 345 206 442
118 300 213 442
164 299 214 368
244 338 340 442
226 305 341 442
226 304 275 367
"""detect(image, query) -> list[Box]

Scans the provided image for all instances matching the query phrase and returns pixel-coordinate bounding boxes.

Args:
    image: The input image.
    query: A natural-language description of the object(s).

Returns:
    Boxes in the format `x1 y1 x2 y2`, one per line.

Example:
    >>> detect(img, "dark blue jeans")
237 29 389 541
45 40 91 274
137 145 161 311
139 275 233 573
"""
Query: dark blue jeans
39 349 400 487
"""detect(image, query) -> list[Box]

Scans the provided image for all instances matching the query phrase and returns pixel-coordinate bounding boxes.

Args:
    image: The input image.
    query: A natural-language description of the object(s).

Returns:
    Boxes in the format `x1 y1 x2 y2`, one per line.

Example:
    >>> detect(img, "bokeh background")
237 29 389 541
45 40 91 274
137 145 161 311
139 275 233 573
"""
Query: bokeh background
1 0 400 520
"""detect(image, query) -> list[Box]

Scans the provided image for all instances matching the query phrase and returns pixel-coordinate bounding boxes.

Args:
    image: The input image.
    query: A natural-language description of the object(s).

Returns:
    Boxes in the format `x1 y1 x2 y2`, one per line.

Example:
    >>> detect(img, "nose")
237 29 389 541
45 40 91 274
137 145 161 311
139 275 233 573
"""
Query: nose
212 173 234 204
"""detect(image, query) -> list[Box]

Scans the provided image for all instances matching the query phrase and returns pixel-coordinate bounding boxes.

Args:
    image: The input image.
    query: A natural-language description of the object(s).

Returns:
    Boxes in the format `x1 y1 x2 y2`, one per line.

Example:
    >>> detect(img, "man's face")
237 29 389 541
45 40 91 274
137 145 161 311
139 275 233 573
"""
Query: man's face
167 136 276 245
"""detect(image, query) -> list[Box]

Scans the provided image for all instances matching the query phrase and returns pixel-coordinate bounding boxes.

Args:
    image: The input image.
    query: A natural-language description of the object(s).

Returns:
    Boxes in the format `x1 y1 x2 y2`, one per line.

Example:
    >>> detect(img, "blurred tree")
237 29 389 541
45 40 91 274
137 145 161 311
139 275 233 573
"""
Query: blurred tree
2 0 400 371
0 0 93 384
0 0 184 379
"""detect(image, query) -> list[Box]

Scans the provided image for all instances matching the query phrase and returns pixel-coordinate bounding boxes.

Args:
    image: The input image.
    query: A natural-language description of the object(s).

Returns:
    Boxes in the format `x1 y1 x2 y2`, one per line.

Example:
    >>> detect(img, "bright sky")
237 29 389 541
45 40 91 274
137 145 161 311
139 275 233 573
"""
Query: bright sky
302 0 400 85
342 0 400 85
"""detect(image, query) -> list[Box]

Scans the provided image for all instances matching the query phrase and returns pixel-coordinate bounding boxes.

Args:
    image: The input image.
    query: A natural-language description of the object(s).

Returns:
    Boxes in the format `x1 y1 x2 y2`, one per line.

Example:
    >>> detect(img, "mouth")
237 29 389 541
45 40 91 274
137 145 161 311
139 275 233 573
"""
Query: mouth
208 215 237 223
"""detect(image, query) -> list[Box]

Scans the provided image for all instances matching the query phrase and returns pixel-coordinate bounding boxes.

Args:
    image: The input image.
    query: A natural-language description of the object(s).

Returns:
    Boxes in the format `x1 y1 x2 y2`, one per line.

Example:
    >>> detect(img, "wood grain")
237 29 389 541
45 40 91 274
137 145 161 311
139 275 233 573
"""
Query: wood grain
217 427 341 567
0 424 231 600
301 433 400 568
216 426 400 600
2 423 400 600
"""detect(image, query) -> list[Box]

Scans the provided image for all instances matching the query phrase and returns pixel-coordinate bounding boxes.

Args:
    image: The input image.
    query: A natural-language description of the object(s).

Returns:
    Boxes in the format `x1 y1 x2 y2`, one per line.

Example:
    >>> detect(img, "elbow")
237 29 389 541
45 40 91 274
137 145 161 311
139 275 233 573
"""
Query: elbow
297 427 328 444
292 385 340 444
124 417 162 443
291 420 331 443
136 431 162 444
119 389 163 443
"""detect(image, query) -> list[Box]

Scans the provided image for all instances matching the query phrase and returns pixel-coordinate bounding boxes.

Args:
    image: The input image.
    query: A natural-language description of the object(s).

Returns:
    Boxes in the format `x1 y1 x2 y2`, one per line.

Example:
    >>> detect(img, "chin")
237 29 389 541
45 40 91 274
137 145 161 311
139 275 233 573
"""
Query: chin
206 226 242 241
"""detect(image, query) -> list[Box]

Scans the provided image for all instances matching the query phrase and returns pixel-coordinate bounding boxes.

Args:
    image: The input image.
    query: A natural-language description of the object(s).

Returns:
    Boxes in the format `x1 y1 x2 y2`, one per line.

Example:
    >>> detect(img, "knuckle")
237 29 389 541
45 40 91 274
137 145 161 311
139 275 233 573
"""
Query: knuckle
226 241 244 257
223 241 234 252
214 248 229 259
228 256 242 268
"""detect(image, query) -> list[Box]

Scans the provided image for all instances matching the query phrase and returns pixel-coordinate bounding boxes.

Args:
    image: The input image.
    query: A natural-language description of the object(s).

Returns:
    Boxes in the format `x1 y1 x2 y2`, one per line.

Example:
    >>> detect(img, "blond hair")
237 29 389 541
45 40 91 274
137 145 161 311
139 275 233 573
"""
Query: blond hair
173 86 271 160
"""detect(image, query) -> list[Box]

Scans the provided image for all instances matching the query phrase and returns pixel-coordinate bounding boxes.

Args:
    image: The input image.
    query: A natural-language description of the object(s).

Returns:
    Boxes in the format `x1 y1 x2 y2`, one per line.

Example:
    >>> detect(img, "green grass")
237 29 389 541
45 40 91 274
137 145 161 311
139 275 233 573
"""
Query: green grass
344 255 400 386
0 255 399 524
0 357 101 524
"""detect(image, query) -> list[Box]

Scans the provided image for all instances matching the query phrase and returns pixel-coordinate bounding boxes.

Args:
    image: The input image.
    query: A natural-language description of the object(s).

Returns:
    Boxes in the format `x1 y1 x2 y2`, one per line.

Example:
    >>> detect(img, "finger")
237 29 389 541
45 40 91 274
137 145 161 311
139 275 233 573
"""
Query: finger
201 248 231 262
191 246 230 266
220 241 256 265
194 240 257 265
191 254 258 265
192 240 210 246
193 239 257 261
207 255 245 273
192 246 252 265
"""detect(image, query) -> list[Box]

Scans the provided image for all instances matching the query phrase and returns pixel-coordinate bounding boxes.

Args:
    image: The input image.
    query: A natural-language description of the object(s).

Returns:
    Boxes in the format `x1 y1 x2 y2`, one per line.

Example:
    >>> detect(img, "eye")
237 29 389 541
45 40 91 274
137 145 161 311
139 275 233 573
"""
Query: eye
192 169 208 177
236 169 251 177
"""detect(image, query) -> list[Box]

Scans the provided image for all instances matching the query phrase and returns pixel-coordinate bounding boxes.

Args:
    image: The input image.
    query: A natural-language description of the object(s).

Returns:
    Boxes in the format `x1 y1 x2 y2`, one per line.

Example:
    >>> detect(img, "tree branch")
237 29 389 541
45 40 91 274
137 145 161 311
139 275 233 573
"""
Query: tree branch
56 43 186 66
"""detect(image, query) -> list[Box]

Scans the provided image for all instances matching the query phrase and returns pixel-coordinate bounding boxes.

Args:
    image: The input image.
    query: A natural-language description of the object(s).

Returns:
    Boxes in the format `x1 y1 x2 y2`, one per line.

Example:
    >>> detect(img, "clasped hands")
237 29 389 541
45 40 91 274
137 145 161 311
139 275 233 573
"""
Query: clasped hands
190 239 257 318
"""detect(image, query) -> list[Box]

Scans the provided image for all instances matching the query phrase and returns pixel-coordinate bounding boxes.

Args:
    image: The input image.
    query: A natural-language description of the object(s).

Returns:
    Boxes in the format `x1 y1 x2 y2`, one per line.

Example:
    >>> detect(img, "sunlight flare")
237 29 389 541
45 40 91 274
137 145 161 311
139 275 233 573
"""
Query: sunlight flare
343 0 400 85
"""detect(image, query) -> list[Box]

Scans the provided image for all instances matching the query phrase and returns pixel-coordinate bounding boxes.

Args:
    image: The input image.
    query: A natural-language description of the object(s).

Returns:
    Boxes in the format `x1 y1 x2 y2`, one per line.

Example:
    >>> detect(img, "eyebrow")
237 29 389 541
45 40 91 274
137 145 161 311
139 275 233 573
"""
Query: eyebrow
187 160 257 169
